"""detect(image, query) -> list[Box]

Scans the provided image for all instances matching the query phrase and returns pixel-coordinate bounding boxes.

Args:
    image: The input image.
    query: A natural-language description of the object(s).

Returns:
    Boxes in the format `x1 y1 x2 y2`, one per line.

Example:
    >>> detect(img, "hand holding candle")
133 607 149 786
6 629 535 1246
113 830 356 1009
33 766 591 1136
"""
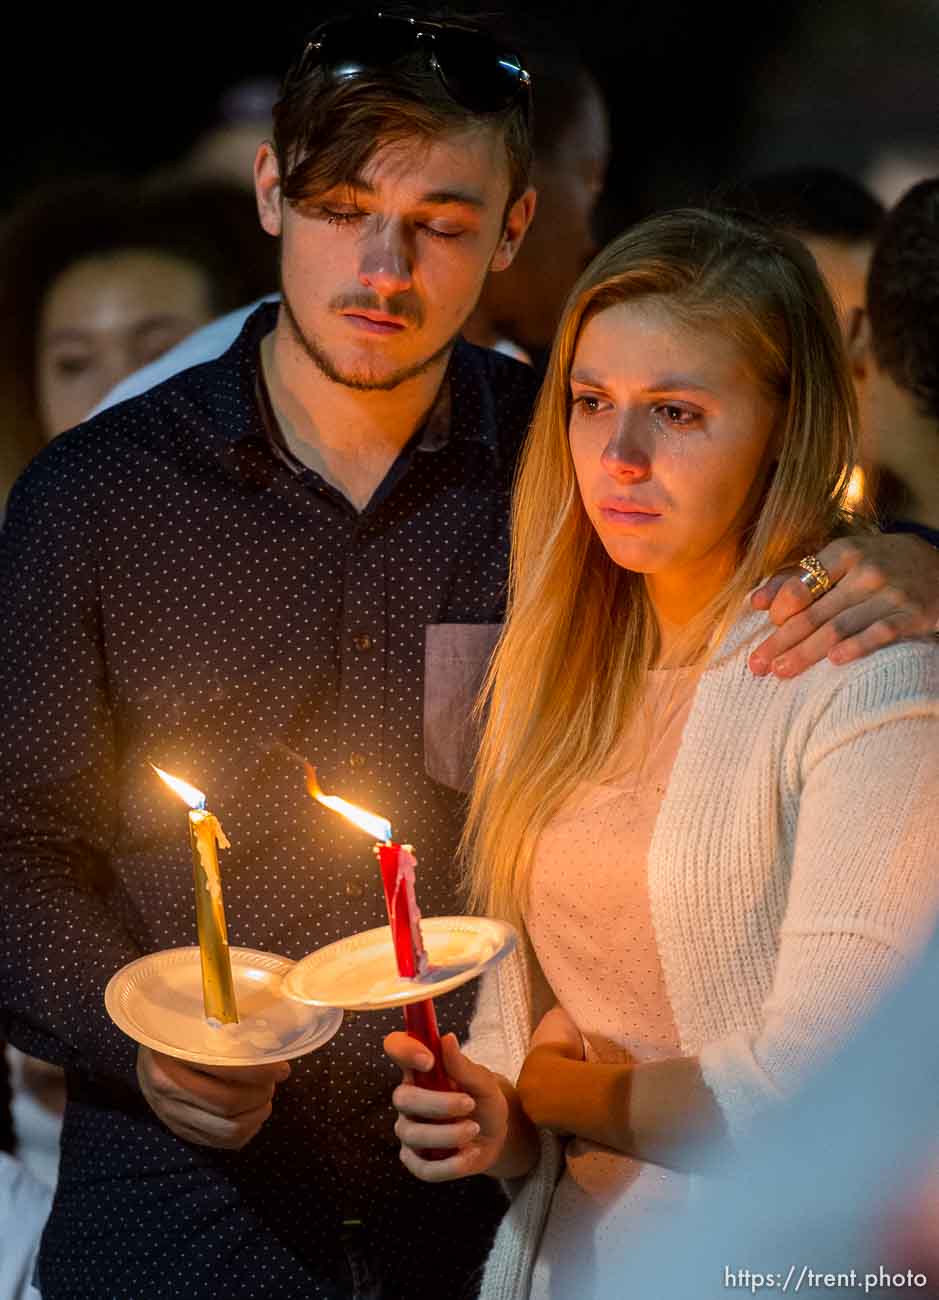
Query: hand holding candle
152 765 239 1025
301 762 455 1103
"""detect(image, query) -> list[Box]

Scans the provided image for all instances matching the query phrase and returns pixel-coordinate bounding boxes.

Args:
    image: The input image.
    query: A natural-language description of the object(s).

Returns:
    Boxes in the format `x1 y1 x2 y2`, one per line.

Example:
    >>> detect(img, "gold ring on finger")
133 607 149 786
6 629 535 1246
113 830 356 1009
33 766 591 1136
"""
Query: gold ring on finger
798 553 832 600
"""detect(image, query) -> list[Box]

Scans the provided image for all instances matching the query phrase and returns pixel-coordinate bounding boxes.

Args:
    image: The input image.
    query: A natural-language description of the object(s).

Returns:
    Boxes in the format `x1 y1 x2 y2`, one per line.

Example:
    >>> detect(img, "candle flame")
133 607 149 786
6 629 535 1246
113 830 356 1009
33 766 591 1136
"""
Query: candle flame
845 465 866 509
304 763 392 842
151 764 206 811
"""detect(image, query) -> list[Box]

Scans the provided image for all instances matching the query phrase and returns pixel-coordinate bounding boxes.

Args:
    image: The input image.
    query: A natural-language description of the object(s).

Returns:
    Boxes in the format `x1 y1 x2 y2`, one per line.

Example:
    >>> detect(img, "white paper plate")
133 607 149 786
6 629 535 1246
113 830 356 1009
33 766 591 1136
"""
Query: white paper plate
105 946 343 1066
282 916 517 1011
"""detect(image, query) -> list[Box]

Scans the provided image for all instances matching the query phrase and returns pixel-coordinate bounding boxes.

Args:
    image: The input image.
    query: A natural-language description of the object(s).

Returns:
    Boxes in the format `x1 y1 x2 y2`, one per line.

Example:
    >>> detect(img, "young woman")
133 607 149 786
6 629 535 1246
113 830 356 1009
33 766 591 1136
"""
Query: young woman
0 176 278 507
385 208 939 1298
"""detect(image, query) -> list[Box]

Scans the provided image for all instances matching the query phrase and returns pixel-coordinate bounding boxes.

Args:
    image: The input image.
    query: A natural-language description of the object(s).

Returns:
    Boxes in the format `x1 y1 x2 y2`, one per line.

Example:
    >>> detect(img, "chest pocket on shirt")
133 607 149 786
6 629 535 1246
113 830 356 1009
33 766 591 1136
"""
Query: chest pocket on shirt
424 623 502 793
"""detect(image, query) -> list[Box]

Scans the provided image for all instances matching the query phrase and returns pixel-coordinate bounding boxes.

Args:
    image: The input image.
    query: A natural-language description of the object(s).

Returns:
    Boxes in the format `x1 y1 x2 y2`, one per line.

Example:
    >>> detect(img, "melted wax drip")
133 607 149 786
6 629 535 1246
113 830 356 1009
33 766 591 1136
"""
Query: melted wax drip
392 847 429 979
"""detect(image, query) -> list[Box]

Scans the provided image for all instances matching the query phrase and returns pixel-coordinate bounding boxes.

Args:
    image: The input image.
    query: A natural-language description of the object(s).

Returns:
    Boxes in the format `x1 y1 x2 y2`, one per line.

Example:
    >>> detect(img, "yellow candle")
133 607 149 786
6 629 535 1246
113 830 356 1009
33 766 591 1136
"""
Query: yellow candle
152 765 239 1024
188 807 238 1024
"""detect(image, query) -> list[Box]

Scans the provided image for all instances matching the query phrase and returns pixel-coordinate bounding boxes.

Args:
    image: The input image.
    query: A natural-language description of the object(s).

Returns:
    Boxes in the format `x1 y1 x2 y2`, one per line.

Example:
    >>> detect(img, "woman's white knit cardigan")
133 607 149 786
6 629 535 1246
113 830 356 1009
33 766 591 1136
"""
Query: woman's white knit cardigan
466 611 939 1300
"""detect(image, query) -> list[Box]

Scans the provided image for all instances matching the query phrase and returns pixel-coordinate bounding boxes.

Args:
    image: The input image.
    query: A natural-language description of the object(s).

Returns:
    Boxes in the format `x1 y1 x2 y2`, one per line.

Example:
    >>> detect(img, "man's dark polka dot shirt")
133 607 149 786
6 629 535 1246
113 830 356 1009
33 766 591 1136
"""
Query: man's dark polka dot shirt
0 304 540 1299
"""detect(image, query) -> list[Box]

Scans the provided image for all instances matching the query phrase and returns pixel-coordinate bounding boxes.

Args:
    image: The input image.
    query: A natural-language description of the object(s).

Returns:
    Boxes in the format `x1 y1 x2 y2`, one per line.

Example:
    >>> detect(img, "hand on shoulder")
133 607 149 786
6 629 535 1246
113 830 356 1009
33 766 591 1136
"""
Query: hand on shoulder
749 534 939 679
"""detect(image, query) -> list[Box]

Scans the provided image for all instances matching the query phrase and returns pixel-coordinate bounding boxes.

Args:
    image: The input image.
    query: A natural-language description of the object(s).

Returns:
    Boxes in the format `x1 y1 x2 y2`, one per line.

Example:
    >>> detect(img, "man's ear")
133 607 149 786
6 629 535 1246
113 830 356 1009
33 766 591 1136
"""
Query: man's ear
491 186 537 273
846 305 872 380
255 142 284 238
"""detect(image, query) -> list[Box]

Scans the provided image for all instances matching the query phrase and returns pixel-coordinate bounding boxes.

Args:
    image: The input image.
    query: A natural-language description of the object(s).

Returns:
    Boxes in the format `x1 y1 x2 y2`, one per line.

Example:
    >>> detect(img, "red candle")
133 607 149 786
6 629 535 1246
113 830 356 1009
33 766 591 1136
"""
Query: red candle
378 842 455 1158
298 760 456 1156
378 844 453 1096
377 844 427 979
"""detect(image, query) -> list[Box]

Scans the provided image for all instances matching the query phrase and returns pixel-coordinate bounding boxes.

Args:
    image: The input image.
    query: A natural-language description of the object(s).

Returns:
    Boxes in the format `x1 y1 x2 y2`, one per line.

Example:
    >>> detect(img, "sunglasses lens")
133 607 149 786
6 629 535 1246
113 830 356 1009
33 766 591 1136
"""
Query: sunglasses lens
318 17 417 79
294 18 529 117
433 34 529 113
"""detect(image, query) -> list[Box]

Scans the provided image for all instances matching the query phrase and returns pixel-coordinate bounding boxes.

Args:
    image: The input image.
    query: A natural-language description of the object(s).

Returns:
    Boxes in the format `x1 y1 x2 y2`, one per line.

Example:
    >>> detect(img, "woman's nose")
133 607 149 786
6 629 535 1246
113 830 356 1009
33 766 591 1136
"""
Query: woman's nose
600 415 652 480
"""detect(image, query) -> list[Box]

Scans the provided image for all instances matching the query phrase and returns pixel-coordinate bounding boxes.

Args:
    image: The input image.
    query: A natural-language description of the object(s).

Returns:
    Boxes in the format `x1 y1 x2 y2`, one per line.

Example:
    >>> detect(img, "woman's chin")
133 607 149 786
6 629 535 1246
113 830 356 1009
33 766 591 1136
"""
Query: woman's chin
598 535 664 574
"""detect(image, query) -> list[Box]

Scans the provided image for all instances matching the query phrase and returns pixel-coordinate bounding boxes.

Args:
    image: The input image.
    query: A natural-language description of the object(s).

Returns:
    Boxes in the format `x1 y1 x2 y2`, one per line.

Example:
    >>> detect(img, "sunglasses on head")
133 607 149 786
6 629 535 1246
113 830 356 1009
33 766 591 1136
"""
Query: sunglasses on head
285 11 532 120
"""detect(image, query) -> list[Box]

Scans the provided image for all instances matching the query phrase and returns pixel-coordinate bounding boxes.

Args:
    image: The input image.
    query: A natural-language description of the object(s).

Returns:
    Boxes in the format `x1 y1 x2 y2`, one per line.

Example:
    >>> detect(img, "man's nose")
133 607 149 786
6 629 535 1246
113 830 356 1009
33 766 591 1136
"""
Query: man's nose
358 223 413 298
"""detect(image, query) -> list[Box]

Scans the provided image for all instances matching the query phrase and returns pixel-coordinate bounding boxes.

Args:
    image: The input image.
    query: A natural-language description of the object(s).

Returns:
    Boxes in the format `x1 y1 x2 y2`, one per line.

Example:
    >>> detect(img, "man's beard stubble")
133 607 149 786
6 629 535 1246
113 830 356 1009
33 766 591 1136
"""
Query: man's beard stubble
280 281 467 393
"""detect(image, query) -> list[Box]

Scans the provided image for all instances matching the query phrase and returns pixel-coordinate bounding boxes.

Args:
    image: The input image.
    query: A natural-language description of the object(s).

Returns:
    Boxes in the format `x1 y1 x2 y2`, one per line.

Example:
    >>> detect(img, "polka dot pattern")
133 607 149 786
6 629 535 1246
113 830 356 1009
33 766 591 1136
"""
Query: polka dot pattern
0 304 538 1298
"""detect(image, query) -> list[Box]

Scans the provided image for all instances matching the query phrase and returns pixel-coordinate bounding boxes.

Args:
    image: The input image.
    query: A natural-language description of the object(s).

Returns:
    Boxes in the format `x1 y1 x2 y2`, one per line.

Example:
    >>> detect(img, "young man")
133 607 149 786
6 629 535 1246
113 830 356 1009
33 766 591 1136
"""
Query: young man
0 14 937 1300
849 178 939 549
0 18 537 1299
92 46 610 404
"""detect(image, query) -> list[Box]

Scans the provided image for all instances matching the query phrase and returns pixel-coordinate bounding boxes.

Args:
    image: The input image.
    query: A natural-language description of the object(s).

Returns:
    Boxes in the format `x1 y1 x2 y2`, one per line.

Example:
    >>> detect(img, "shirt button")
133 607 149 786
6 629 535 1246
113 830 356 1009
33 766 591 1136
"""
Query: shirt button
353 632 374 652
345 878 365 899
349 751 367 770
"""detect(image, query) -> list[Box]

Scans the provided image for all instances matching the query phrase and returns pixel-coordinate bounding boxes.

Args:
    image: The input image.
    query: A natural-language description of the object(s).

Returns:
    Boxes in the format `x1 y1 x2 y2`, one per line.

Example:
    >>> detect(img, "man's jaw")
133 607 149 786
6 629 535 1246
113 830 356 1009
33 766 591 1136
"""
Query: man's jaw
279 289 457 393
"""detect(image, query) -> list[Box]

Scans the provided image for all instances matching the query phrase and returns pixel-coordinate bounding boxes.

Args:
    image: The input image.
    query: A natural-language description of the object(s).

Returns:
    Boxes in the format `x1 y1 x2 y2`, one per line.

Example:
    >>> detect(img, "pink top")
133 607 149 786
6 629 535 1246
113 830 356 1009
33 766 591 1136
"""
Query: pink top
525 670 696 1279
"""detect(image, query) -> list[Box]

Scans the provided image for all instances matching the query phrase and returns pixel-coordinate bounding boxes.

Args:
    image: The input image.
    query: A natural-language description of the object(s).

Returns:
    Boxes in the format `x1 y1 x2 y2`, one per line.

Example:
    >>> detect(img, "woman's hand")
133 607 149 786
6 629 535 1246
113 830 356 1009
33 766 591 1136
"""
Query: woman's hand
529 1003 586 1058
516 1043 585 1135
518 1034 727 1169
516 1003 587 1134
384 1031 537 1182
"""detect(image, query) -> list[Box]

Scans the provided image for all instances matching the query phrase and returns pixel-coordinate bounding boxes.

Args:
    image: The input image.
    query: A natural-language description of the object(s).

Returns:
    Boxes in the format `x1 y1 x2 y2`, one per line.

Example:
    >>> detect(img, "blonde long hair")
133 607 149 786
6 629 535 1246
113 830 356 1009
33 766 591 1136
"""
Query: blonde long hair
463 207 859 930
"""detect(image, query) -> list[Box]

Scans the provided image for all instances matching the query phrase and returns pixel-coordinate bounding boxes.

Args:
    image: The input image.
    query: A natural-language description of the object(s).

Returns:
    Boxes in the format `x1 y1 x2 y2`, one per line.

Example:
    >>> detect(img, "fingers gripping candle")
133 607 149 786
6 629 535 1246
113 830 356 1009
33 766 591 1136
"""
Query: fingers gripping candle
152 766 239 1024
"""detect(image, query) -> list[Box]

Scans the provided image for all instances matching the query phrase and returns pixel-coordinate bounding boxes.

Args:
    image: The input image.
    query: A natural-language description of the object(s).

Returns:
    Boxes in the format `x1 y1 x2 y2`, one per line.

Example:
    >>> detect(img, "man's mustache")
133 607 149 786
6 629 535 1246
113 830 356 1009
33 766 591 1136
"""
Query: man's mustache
330 291 424 328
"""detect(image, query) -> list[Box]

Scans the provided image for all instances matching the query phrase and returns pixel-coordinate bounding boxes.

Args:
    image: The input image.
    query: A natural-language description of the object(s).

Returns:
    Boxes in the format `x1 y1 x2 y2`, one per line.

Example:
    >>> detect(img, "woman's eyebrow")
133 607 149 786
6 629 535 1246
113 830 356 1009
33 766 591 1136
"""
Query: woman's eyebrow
570 369 716 395
570 369 607 386
42 328 93 345
643 374 716 395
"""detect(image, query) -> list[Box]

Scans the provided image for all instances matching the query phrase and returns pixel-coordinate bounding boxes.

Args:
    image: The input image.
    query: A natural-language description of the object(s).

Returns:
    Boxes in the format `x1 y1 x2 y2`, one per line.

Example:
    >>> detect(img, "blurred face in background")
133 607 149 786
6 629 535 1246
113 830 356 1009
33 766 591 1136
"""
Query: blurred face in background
37 249 216 438
476 81 610 355
800 235 873 335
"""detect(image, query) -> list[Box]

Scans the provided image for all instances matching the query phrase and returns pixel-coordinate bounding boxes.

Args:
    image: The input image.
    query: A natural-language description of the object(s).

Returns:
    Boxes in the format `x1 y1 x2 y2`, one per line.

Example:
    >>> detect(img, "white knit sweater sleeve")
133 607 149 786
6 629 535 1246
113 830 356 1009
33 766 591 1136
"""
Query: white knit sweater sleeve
462 964 513 1077
699 648 939 1141
462 941 555 1080
466 946 568 1300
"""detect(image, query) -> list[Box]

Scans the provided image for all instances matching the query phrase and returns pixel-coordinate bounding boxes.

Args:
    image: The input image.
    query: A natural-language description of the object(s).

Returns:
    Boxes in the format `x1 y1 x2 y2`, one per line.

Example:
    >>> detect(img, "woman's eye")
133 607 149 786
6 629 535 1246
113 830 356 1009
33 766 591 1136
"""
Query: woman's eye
571 395 603 415
53 356 91 377
656 403 699 427
137 331 183 365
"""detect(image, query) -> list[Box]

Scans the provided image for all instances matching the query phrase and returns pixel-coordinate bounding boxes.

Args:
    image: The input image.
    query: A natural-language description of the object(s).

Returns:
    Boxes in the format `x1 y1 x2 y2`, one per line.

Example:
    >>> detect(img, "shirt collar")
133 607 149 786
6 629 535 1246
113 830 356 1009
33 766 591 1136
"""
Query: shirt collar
199 300 505 472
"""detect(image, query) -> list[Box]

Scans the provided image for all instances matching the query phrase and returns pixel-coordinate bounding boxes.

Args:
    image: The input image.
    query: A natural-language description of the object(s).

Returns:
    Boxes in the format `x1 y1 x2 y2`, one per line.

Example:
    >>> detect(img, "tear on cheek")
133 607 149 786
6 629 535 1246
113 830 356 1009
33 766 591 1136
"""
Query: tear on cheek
651 411 688 456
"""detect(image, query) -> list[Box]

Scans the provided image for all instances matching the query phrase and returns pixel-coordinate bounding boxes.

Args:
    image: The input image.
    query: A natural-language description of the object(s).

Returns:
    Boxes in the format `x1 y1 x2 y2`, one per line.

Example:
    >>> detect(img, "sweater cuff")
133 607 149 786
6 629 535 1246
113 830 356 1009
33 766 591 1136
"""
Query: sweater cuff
698 1030 787 1145
482 1129 564 1300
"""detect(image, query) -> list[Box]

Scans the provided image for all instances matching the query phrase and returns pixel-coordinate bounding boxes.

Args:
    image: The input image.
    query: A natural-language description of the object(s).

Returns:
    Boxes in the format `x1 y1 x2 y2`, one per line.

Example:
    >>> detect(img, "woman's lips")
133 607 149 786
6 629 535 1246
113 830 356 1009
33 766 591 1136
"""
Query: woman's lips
598 499 662 526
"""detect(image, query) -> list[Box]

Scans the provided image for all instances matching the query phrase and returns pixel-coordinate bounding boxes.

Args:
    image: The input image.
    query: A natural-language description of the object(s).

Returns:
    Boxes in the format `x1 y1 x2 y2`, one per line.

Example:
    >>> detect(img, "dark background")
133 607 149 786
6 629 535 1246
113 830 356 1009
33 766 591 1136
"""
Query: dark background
4 1 938 221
